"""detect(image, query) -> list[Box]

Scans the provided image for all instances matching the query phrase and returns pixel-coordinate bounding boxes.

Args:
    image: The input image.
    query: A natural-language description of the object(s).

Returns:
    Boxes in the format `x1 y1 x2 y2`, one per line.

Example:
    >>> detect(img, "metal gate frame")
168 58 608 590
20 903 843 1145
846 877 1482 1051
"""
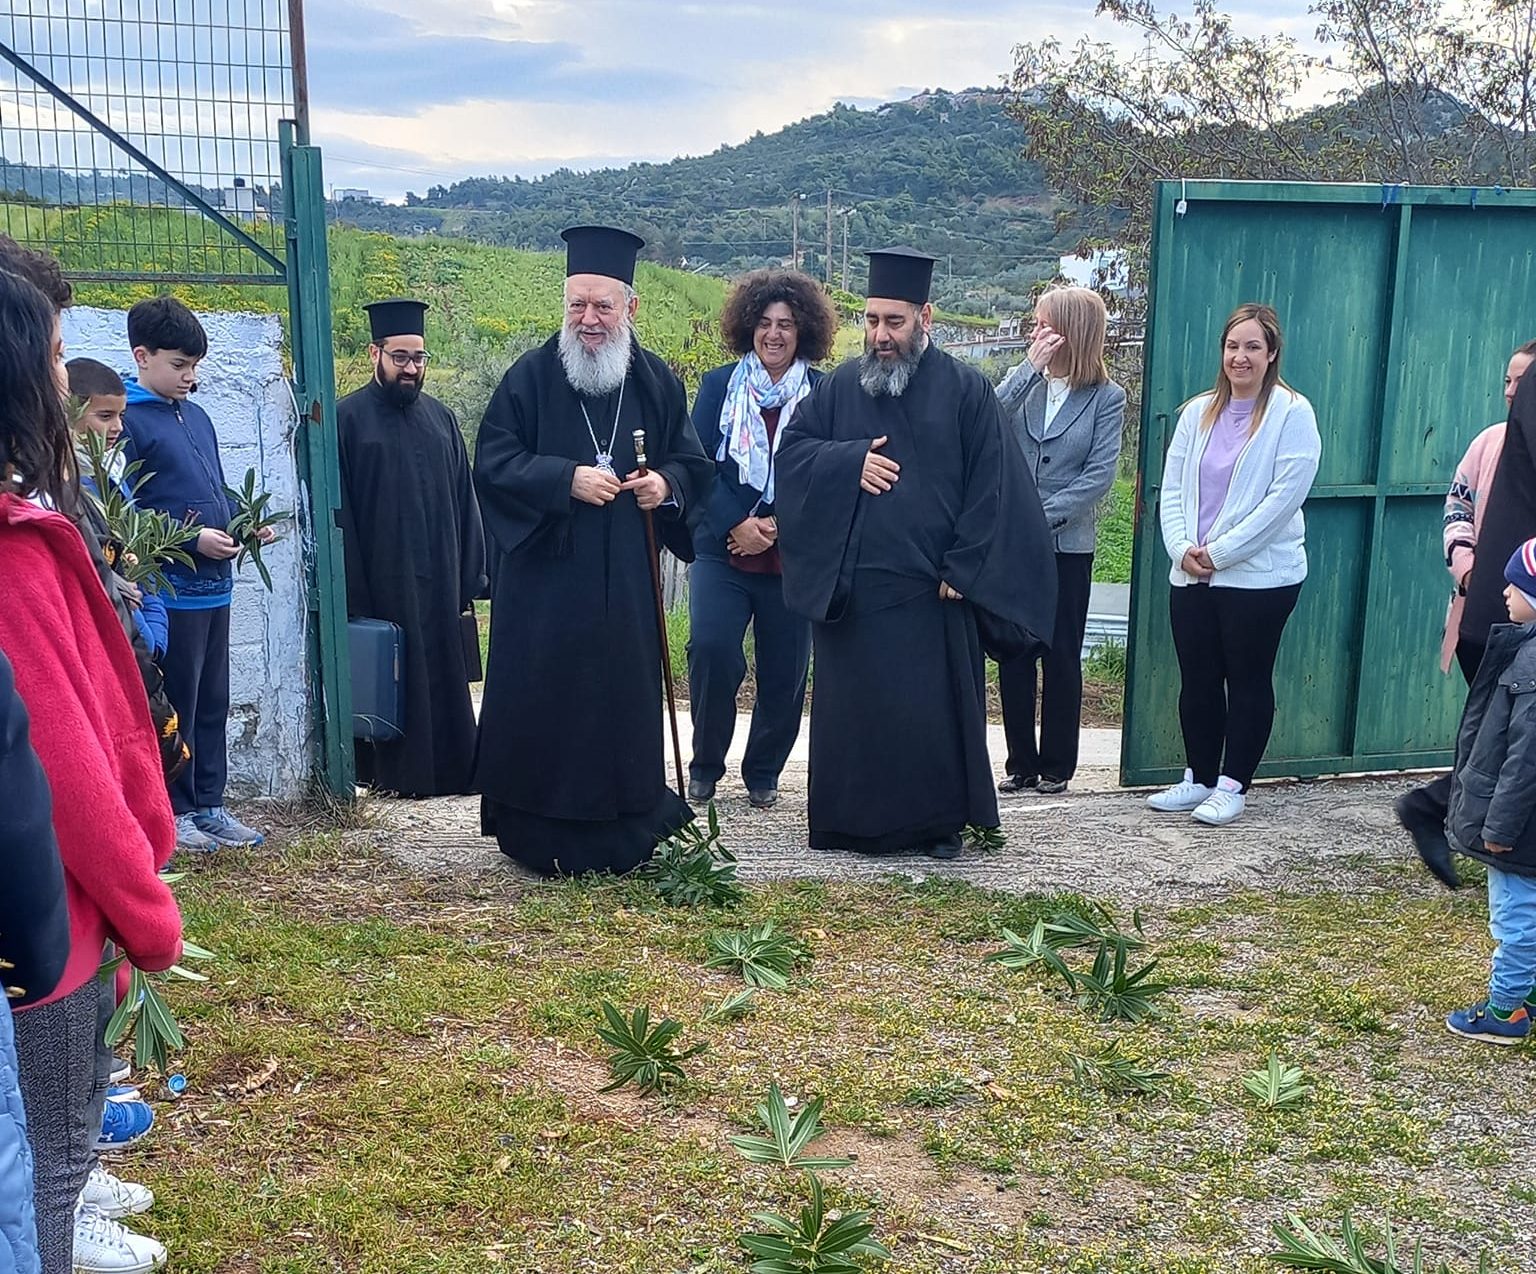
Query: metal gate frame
1123 179 1536 787
0 1 353 796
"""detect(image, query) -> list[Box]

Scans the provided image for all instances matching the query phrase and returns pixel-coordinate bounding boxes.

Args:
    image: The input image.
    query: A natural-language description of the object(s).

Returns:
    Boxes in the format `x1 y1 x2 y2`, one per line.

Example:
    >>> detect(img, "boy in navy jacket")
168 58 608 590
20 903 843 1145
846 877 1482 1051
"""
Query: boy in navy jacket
1442 537 1536 1044
121 297 265 851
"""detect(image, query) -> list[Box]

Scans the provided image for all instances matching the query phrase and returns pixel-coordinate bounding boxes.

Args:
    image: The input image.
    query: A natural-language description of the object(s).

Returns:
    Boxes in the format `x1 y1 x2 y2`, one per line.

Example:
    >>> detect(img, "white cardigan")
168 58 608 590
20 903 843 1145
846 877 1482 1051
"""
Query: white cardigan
1159 385 1322 589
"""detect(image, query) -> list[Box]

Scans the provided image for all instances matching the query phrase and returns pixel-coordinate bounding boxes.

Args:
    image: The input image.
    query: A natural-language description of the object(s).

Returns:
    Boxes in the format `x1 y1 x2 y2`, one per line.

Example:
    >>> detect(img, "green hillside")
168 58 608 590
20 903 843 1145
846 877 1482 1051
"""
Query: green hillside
10 204 733 430
335 92 1078 314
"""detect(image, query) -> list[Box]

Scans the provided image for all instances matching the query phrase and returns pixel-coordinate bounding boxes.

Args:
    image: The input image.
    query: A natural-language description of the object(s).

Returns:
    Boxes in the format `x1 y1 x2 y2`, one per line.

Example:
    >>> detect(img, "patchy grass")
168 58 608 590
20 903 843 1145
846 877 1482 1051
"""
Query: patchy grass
130 833 1527 1273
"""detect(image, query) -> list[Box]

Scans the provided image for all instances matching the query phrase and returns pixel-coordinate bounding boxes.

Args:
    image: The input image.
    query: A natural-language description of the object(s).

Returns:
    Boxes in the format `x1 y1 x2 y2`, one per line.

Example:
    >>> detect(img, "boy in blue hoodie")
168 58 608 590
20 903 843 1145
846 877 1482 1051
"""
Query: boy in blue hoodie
1442 536 1536 1044
121 297 265 851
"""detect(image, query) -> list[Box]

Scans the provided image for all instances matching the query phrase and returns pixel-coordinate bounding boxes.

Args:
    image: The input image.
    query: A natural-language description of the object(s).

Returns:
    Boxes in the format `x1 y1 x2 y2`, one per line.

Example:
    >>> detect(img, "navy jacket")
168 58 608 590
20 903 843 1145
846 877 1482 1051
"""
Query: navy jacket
1448 622 1536 876
1 649 64 1274
690 362 822 561
0 649 70 1009
121 379 233 608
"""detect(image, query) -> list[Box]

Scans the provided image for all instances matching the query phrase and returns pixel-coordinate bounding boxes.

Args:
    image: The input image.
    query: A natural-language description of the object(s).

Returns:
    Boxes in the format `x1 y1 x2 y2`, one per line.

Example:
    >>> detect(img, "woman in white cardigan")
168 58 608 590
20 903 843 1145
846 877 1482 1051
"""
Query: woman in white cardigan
1149 303 1322 826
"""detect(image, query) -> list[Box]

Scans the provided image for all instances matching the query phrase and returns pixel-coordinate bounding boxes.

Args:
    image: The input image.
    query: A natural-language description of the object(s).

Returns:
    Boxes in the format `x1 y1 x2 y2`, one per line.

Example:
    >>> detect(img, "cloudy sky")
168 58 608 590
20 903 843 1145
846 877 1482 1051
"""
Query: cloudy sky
308 0 1317 201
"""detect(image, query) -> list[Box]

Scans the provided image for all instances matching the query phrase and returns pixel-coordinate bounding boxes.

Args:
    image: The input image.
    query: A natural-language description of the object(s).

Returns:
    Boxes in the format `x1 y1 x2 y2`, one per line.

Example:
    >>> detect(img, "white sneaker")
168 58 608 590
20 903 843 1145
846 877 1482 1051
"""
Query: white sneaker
81 1167 154 1219
1192 777 1246 827
72 1203 167 1271
1147 770 1215 813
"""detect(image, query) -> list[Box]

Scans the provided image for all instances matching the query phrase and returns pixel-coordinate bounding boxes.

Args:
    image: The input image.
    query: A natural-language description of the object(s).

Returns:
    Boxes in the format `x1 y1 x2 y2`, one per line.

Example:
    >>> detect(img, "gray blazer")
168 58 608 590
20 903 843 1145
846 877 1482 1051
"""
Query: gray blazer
995 360 1127 555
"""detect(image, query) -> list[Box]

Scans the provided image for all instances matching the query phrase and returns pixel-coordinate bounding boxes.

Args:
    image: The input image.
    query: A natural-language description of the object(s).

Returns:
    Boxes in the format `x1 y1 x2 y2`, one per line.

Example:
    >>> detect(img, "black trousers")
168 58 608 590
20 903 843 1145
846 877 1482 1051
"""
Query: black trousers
686 556 811 790
1401 636 1486 821
161 604 231 814
1168 582 1302 790
998 552 1095 782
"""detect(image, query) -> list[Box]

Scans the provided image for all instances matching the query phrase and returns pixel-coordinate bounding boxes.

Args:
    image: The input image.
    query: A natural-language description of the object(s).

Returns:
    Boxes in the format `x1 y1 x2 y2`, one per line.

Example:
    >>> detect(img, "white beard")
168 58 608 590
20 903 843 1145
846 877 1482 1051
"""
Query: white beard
559 321 633 397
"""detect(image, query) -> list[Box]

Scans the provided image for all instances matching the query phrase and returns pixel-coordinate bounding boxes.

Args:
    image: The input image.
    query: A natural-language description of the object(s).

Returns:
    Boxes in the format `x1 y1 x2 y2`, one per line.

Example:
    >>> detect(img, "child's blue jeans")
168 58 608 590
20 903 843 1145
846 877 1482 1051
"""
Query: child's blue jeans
1487 866 1536 1010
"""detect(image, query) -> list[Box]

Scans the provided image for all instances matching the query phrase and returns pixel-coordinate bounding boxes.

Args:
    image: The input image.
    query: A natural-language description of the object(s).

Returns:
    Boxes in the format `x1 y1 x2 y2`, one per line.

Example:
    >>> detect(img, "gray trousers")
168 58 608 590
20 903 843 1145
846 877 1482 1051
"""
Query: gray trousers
12 978 111 1274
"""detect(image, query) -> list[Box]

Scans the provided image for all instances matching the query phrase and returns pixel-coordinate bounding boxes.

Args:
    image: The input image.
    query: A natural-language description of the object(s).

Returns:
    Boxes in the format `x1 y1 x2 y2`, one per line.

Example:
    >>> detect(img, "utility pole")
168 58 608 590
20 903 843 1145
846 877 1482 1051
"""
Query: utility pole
824 189 833 285
840 209 851 291
791 195 800 271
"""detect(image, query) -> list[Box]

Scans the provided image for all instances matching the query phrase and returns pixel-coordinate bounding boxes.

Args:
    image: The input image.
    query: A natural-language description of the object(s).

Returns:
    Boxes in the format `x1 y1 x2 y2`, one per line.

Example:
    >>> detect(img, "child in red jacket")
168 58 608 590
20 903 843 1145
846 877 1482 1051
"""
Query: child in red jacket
0 267 182 1274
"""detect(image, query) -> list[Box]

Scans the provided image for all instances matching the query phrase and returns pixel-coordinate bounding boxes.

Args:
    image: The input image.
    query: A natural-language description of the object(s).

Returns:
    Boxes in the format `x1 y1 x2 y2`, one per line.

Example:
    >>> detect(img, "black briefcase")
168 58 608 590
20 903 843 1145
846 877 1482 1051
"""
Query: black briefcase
349 618 404 742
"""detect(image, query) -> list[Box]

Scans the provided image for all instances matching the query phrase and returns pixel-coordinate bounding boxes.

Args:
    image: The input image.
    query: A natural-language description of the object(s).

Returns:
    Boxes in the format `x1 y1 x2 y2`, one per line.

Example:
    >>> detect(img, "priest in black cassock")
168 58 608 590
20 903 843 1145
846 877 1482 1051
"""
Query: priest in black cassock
338 297 487 797
776 249 1057 859
473 226 714 876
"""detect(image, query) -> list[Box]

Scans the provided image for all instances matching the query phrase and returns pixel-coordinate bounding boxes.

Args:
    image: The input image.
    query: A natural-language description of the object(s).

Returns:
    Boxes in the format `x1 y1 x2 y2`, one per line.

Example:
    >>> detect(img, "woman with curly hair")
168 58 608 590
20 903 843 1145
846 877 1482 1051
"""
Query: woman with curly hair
687 270 838 809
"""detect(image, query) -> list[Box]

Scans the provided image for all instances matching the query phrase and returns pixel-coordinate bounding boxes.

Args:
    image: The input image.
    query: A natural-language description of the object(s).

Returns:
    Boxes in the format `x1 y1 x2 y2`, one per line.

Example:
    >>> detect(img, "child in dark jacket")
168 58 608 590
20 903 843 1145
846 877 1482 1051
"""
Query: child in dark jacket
120 296 265 851
1443 536 1536 1044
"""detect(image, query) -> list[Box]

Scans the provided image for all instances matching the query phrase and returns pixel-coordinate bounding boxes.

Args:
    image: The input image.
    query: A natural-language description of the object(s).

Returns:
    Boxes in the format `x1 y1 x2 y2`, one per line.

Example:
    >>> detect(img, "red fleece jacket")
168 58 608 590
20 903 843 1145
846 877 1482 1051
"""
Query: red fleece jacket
0 496 182 1010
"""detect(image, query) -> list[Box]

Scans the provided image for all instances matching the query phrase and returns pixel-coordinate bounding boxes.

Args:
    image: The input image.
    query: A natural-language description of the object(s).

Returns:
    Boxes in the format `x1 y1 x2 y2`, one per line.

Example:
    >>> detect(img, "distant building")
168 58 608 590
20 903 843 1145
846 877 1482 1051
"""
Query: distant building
220 178 268 223
333 187 379 204
1058 250 1134 299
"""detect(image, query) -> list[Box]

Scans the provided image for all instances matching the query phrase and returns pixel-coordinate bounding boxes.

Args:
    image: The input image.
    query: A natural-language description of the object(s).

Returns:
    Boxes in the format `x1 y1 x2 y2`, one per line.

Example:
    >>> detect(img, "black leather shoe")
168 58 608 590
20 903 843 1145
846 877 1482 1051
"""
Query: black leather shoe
922 834 963 860
1394 791 1460 889
1037 777 1069 795
747 787 779 810
997 774 1038 795
687 778 716 804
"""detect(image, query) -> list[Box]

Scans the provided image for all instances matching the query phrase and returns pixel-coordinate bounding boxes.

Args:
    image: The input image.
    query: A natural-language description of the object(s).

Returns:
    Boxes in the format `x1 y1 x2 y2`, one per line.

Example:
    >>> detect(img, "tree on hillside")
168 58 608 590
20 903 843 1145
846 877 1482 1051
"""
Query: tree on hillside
1010 0 1536 298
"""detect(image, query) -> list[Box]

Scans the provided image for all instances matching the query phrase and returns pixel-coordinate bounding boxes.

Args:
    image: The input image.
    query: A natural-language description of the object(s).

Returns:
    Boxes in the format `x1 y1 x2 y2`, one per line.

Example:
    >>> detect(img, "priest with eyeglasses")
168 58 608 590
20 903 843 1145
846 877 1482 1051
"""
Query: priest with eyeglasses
337 296 487 797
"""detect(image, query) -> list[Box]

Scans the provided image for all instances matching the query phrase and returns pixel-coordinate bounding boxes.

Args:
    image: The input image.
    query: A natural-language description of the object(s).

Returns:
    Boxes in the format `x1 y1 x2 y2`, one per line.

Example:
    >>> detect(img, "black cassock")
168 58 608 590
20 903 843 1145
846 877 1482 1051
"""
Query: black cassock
473 335 713 876
338 380 487 797
776 344 1057 853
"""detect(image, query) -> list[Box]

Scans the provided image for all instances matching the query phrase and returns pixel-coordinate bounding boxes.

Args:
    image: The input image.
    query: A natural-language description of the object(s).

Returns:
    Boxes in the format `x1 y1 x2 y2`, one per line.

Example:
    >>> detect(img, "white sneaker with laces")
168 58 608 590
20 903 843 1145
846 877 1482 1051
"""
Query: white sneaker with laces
1192 777 1246 827
72 1202 167 1272
81 1166 154 1219
1147 770 1215 813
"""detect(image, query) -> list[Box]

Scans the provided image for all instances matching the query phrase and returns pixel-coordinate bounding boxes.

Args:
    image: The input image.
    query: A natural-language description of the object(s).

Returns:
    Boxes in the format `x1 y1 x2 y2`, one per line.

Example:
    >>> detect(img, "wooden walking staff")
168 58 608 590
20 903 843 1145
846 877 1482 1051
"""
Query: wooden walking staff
633 428 687 799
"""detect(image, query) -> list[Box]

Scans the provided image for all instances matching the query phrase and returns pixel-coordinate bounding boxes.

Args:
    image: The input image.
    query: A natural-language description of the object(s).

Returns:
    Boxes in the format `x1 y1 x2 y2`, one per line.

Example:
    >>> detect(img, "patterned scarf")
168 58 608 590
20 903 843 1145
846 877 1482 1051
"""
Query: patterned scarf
717 353 811 504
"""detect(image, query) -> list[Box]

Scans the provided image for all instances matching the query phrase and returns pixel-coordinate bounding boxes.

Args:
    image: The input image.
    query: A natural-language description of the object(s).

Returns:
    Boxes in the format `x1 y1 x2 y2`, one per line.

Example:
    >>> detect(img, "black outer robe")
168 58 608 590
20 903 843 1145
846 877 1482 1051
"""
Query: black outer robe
472 335 714 876
338 380 487 797
775 343 1057 853
1463 371 1536 644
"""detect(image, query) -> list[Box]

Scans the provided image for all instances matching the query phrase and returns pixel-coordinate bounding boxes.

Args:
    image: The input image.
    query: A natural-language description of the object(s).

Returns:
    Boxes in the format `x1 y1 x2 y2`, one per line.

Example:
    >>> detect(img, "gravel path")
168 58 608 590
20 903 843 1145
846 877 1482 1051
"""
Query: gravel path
369 721 1429 900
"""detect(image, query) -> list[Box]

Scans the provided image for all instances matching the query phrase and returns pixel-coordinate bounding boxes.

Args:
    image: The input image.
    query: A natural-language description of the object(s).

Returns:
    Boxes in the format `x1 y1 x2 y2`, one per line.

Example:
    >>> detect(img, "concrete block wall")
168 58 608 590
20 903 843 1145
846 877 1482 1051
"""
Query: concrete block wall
62 305 312 799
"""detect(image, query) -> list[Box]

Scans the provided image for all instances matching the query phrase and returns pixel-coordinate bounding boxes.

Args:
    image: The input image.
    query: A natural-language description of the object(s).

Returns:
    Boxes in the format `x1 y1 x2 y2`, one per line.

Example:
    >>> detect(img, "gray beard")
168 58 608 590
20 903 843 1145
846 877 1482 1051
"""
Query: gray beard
559 321 633 397
859 335 926 398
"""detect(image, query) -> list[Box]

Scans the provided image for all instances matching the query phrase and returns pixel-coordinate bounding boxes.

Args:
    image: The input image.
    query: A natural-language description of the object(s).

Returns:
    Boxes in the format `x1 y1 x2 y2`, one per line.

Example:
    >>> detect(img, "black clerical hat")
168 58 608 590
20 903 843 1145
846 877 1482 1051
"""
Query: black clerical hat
365 297 428 342
561 225 645 286
866 247 936 305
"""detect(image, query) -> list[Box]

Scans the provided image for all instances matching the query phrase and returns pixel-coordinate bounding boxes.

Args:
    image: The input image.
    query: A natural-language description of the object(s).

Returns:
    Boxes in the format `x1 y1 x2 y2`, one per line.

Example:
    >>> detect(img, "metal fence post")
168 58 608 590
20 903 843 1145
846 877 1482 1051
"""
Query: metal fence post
282 120 354 797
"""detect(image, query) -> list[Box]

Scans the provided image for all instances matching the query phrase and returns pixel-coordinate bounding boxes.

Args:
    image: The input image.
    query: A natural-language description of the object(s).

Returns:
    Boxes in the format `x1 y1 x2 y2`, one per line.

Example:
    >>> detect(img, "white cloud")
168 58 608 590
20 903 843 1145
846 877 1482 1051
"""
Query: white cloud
305 0 1318 198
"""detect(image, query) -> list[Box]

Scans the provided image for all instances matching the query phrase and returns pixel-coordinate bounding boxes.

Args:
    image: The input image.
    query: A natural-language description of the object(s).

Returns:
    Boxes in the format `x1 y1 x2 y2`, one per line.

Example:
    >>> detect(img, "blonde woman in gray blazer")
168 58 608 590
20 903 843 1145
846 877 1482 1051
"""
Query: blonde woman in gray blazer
994 287 1126 794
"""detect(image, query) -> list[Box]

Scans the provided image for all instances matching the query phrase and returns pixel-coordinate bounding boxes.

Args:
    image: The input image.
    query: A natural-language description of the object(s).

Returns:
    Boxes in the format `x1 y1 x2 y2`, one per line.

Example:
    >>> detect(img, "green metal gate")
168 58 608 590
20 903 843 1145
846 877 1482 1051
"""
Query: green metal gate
1123 180 1536 786
0 0 352 796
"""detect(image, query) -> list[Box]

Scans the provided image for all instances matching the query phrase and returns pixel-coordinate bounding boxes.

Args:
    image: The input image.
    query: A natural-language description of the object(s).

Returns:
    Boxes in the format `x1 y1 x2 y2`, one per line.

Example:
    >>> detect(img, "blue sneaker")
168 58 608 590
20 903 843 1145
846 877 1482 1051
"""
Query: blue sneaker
1446 1000 1531 1046
96 1099 154 1151
192 805 265 847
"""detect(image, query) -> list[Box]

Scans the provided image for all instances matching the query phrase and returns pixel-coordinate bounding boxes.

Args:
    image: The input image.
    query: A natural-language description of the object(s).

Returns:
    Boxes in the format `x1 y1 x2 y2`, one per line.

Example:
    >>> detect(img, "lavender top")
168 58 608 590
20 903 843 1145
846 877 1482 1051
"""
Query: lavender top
1196 398 1256 545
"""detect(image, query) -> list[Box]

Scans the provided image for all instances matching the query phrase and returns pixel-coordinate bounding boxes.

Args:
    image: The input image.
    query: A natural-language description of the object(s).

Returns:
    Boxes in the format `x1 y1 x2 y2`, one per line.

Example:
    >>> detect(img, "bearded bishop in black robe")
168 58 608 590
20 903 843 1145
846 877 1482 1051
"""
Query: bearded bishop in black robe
338 297 487 798
776 248 1057 858
474 226 714 876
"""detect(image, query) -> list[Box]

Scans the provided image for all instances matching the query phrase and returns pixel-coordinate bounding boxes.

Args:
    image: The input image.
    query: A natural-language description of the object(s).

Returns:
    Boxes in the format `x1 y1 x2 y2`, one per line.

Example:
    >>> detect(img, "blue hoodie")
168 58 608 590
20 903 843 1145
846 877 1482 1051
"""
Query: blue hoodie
121 378 234 609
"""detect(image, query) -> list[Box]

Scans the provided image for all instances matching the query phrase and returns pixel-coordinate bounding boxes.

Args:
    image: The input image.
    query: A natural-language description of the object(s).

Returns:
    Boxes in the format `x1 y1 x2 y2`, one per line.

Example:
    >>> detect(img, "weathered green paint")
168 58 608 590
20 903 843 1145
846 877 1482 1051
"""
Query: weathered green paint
1123 180 1536 787
281 122 355 797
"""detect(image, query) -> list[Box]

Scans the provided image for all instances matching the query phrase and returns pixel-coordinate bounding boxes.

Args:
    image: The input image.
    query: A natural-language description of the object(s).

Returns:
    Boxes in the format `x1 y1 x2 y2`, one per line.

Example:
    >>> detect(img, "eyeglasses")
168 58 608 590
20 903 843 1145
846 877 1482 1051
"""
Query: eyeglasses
384 351 430 368
566 298 620 318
